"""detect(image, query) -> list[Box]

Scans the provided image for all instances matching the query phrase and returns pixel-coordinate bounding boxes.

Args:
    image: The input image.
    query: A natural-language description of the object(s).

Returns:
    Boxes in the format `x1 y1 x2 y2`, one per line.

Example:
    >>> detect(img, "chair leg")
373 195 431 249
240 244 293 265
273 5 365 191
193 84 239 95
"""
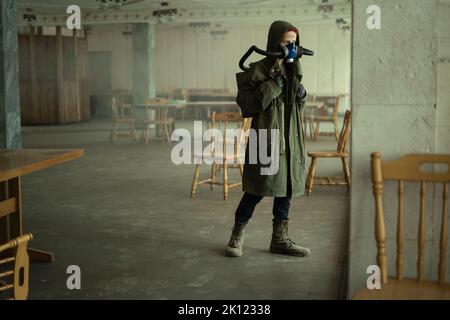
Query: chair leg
144 125 150 145
155 124 160 139
168 124 172 143
223 160 229 201
170 122 175 138
342 157 351 191
140 122 148 144
239 163 244 177
314 121 320 141
334 120 340 142
162 124 168 143
161 123 167 142
140 128 145 144
191 164 201 197
167 123 173 143
110 122 117 144
130 122 137 141
158 124 164 143
211 163 216 190
306 157 317 196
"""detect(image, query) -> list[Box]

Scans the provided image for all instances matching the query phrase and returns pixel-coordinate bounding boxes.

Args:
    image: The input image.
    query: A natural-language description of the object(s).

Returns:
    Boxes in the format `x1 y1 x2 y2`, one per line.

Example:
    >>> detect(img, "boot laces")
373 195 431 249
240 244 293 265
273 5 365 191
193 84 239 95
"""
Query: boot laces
285 238 296 247
229 239 241 248
228 226 244 248
282 227 296 247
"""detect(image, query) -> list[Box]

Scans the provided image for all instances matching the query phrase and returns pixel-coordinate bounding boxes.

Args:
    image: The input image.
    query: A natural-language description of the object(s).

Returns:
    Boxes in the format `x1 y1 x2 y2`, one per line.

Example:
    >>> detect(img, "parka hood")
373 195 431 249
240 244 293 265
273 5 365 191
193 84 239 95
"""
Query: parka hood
264 20 302 80
266 20 300 53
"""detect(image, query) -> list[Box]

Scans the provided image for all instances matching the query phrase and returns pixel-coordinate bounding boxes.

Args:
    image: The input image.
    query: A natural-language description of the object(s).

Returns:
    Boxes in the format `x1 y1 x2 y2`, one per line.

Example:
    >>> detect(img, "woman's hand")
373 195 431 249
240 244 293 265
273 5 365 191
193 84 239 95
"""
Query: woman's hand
274 75 284 88
297 84 307 100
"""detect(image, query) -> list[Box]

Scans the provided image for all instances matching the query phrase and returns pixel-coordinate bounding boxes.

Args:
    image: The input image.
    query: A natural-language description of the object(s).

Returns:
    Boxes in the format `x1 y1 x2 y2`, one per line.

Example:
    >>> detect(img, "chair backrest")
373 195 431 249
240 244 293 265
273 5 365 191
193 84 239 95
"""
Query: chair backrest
371 152 450 285
0 234 33 300
112 89 125 106
180 89 190 102
336 110 351 153
145 98 169 121
210 112 251 161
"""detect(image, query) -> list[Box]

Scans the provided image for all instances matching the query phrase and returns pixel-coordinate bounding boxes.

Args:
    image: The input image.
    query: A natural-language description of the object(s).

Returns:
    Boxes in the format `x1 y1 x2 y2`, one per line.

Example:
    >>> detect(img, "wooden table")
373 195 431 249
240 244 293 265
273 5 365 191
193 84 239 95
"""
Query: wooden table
0 149 84 263
186 101 240 118
126 102 186 109
125 101 186 144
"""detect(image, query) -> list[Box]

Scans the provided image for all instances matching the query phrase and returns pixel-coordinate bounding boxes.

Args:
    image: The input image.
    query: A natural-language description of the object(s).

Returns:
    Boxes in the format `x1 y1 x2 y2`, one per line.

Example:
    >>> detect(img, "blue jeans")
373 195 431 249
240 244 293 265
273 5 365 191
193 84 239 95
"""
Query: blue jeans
235 161 292 224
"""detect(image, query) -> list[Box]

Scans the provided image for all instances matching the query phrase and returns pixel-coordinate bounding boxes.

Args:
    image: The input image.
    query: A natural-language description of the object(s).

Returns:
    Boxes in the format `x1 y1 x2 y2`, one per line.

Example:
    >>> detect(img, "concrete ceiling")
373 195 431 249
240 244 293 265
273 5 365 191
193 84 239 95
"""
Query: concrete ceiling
17 0 350 13
16 0 352 27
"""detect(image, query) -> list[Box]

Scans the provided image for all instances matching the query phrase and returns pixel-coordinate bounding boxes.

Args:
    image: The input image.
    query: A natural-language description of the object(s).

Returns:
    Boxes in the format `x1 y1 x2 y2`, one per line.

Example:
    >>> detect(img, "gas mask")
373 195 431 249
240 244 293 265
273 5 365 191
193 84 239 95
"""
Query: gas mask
281 41 298 63
239 42 313 71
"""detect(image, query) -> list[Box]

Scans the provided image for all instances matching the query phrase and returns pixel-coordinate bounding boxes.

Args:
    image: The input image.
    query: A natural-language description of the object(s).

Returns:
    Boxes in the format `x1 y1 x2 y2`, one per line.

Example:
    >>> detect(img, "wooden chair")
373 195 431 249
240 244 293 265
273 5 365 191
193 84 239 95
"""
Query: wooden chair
110 97 137 144
156 104 175 143
353 153 450 299
191 112 252 200
313 95 341 142
305 110 351 195
141 98 175 144
0 234 33 300
112 90 135 125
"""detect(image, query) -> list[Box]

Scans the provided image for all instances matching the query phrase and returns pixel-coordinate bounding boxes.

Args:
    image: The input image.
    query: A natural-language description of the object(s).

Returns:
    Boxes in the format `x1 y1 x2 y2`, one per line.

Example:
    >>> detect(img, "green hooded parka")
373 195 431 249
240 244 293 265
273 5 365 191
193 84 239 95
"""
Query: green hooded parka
235 20 307 197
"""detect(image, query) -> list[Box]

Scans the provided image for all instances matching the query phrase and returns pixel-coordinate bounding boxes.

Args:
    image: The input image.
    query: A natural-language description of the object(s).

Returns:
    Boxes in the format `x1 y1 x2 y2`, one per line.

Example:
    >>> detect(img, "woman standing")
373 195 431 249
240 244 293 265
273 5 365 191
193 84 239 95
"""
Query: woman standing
226 20 310 258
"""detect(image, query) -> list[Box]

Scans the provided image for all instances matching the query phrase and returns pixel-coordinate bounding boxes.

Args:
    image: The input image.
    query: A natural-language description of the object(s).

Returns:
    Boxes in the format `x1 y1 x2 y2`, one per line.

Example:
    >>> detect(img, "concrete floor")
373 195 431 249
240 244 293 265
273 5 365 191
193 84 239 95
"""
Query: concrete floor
20 118 349 300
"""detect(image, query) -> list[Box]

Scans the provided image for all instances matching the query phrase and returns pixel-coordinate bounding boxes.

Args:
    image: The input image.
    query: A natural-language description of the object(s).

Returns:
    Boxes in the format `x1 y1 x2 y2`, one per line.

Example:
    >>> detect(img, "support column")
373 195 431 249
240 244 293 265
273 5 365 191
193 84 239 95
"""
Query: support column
29 26 37 123
56 26 64 123
73 29 80 121
348 0 439 297
132 23 156 103
0 0 21 149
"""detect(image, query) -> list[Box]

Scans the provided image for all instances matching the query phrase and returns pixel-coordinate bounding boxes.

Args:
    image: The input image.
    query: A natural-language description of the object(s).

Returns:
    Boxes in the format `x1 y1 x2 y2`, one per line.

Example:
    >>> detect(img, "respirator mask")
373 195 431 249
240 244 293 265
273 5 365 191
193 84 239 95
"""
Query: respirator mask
238 41 313 71
281 41 298 64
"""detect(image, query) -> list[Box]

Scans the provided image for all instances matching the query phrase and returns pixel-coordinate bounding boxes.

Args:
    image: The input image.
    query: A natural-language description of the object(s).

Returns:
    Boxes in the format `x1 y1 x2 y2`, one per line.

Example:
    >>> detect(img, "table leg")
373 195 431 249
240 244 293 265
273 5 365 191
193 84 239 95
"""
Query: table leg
0 179 19 259
0 177 55 263
145 124 151 145
0 182 9 244
8 177 23 239
0 216 7 244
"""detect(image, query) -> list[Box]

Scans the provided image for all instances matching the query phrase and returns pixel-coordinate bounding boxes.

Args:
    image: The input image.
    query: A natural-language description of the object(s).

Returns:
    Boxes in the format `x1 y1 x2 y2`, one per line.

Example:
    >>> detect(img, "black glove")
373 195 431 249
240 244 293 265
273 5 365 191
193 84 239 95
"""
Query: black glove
274 74 284 89
296 84 307 100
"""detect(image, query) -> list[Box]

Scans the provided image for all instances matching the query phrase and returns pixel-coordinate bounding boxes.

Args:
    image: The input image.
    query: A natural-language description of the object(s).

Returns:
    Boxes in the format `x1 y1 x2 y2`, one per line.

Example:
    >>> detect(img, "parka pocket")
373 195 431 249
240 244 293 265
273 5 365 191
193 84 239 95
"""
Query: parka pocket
257 99 282 159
